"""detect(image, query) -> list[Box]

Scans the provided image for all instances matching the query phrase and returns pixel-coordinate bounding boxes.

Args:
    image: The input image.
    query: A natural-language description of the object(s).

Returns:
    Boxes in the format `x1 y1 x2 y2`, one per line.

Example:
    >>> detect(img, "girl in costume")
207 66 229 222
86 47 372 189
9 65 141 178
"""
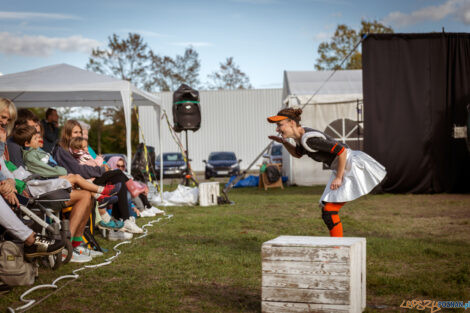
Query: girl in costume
267 107 386 237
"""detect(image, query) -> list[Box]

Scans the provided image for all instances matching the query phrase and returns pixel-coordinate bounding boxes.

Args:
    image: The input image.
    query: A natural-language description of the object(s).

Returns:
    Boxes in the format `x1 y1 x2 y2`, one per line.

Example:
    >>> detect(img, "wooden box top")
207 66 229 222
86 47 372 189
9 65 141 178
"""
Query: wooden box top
262 236 366 248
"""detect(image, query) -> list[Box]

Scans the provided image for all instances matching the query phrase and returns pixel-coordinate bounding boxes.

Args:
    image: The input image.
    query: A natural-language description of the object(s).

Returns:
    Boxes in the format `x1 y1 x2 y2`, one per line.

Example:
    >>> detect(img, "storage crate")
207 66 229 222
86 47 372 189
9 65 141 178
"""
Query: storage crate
198 182 220 206
262 236 366 313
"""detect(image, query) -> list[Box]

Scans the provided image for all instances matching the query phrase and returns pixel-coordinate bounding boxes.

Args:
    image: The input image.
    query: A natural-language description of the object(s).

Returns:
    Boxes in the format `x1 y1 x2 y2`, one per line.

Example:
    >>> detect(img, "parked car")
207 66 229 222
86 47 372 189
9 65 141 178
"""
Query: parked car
263 144 283 164
203 151 241 179
155 152 187 178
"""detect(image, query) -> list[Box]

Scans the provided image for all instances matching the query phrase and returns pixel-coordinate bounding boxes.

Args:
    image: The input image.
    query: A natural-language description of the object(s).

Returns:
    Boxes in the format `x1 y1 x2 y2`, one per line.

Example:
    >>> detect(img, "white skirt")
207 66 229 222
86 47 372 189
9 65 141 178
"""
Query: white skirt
320 149 386 203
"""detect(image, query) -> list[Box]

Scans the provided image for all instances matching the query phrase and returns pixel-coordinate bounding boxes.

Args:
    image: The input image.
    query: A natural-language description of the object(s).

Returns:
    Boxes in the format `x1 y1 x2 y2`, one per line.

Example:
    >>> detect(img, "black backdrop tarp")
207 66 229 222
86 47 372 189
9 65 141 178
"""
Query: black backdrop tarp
362 33 470 193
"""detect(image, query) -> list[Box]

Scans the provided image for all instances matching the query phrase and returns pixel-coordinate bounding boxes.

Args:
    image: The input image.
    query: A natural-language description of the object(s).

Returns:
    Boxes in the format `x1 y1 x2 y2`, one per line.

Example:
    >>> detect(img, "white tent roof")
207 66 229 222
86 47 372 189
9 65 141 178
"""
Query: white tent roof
282 70 362 106
0 63 162 172
0 63 160 107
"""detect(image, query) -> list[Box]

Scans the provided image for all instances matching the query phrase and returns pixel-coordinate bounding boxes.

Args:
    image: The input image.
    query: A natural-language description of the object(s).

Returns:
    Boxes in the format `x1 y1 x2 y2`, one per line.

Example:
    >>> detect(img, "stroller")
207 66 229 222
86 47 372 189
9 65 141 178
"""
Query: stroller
15 178 74 270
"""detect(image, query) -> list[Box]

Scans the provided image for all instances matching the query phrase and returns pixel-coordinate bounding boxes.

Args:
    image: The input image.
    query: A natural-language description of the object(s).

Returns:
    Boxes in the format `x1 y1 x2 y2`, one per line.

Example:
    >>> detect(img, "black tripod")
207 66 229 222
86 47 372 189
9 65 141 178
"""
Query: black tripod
181 130 198 186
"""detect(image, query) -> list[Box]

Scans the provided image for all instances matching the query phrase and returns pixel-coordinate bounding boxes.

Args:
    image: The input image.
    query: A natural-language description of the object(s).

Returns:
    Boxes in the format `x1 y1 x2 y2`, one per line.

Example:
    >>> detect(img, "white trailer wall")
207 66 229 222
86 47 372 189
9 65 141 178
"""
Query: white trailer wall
139 88 282 172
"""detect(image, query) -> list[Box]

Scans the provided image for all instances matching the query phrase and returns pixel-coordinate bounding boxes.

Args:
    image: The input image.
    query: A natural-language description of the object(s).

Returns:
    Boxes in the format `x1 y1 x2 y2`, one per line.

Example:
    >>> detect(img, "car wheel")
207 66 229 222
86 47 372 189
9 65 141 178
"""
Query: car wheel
205 172 210 180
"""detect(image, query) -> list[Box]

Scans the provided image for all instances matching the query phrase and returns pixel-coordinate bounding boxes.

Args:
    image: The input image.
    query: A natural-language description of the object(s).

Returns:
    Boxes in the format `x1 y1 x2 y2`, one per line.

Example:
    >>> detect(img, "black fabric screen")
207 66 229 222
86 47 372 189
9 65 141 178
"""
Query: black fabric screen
362 33 470 193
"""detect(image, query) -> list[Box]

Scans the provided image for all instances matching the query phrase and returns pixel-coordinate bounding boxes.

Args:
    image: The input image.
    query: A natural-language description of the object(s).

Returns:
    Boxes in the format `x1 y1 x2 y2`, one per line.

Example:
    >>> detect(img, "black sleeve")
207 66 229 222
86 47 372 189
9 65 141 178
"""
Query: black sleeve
52 145 105 179
6 139 25 168
295 144 307 156
305 137 346 156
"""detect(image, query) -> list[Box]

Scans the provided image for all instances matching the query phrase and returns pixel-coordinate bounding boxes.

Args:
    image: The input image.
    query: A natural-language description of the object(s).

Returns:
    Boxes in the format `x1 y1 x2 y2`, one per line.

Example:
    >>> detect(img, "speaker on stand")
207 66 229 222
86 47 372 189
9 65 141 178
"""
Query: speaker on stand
173 84 201 186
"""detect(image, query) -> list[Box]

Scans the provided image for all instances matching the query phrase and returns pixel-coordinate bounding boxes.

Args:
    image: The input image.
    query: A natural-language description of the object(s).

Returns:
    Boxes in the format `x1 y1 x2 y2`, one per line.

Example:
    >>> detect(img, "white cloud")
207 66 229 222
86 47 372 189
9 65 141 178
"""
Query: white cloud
0 32 100 57
0 11 80 20
456 1 470 24
382 0 470 27
314 32 330 40
170 41 213 47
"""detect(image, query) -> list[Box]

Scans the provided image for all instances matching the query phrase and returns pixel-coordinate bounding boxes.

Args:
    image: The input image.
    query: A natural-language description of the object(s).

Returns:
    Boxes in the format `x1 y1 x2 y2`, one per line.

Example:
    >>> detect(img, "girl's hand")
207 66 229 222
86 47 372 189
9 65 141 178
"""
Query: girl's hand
268 135 284 144
330 177 343 190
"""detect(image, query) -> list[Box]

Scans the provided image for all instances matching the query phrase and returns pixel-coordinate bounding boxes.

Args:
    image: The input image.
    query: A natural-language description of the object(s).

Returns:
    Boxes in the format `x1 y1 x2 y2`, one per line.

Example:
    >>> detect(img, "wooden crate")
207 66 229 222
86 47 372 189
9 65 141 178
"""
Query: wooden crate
198 182 219 206
261 236 366 313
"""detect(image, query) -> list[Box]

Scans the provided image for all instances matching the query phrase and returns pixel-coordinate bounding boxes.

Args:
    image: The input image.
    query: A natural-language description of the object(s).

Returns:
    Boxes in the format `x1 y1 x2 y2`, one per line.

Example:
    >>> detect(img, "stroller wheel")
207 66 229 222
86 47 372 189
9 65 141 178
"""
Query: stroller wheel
61 240 73 264
40 251 62 270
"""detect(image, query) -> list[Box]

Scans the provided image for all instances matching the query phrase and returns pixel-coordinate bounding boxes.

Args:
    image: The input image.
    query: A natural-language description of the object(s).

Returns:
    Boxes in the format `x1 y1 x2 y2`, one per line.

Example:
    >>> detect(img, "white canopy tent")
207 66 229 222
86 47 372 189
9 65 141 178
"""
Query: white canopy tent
0 63 163 192
282 70 363 186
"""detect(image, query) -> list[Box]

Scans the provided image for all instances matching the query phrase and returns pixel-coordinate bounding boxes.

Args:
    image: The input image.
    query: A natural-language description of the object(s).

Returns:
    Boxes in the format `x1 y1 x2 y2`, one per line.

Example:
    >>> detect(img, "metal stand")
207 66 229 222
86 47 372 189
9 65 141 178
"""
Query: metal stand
182 130 198 186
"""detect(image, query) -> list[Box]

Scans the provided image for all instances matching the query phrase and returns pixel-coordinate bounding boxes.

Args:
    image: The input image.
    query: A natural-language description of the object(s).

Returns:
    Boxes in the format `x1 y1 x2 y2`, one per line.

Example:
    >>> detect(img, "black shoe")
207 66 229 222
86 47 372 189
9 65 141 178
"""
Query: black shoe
24 235 65 258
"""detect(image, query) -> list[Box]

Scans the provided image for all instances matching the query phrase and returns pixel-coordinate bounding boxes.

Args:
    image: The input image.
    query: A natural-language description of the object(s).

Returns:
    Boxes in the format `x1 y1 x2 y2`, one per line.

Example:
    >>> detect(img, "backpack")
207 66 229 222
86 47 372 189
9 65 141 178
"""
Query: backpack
0 241 37 286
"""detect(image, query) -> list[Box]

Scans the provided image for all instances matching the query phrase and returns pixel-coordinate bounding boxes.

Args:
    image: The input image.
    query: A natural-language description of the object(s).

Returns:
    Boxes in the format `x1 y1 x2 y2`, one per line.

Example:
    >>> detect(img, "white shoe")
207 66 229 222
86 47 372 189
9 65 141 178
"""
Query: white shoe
149 206 165 215
121 218 144 234
70 248 93 263
76 245 104 258
140 209 156 217
108 230 133 241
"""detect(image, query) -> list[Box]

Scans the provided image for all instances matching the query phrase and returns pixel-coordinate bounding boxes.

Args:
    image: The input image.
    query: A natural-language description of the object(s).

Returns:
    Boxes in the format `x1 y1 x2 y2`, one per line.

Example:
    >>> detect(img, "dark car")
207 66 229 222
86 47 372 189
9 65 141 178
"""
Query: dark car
155 152 187 178
203 151 241 179
263 144 283 164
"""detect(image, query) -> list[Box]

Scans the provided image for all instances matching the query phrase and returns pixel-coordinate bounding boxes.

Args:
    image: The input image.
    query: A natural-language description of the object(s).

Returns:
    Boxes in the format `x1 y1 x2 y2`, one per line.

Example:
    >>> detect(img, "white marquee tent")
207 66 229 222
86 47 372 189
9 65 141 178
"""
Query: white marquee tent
282 70 363 186
0 63 162 187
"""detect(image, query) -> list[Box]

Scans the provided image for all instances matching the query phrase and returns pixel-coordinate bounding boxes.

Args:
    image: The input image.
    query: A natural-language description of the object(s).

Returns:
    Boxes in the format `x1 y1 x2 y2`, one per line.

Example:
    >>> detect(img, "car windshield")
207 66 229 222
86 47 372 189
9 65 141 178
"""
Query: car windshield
272 145 282 156
156 153 183 162
209 152 236 161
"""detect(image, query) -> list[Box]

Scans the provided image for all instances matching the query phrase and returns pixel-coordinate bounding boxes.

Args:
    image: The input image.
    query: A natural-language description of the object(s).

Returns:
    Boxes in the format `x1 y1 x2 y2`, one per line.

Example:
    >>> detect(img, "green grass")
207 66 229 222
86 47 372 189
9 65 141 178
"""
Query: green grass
1 186 470 312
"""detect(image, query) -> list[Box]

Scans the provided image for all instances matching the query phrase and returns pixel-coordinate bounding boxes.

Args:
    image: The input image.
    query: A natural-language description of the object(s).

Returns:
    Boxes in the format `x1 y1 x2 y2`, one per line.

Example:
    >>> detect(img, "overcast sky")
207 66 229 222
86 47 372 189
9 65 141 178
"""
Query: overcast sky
1 0 469 89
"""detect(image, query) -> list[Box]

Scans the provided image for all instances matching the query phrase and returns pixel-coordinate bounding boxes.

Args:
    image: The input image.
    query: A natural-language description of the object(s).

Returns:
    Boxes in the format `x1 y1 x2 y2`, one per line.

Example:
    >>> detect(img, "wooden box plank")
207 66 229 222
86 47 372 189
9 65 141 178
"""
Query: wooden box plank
262 274 350 291
262 302 350 313
262 287 350 304
262 246 350 263
263 260 350 276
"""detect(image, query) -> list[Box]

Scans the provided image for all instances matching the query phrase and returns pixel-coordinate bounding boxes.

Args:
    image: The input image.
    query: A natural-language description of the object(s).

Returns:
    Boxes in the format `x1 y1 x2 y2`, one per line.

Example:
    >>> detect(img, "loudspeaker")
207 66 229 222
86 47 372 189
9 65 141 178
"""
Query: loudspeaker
173 84 201 132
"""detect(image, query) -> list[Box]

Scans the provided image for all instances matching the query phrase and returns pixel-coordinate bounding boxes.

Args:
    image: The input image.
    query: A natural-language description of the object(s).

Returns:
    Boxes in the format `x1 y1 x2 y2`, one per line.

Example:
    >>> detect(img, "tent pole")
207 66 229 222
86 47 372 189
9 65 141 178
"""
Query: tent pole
159 107 164 199
126 88 132 175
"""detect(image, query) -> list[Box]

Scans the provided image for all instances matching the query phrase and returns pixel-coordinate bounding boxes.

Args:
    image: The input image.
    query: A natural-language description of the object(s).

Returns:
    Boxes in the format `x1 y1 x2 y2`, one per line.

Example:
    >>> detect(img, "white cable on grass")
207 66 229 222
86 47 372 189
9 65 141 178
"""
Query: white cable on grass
7 213 173 313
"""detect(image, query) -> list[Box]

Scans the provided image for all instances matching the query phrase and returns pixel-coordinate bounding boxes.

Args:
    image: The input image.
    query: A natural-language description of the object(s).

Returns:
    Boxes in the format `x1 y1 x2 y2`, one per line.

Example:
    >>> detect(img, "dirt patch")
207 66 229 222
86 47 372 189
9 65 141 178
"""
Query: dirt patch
181 281 259 312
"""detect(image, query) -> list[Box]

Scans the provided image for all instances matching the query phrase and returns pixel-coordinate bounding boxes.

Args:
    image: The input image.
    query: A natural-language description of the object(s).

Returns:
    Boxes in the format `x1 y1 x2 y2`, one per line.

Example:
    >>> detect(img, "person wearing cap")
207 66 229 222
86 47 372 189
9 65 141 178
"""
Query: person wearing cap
267 107 386 237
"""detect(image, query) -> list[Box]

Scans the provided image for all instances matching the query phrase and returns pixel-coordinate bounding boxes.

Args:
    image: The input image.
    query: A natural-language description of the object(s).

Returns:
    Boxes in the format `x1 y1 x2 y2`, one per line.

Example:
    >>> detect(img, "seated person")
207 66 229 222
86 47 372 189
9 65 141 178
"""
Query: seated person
108 156 163 217
53 120 143 234
69 136 104 167
12 125 123 231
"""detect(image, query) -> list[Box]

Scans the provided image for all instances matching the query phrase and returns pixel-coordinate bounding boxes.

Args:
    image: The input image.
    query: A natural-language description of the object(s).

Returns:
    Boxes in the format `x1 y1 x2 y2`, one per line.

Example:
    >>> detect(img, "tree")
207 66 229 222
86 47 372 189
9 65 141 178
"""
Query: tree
86 33 151 90
147 47 201 92
314 20 393 70
207 57 252 90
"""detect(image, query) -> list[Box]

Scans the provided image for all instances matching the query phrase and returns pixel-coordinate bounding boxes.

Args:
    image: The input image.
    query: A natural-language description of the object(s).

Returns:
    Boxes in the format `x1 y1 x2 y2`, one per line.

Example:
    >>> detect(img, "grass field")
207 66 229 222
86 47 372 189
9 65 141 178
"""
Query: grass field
2 185 470 312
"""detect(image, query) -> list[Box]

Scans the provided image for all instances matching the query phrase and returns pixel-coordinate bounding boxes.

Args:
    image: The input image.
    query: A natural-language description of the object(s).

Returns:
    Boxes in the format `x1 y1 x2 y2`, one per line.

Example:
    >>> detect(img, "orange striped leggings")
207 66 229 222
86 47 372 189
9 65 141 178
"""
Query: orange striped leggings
321 202 345 237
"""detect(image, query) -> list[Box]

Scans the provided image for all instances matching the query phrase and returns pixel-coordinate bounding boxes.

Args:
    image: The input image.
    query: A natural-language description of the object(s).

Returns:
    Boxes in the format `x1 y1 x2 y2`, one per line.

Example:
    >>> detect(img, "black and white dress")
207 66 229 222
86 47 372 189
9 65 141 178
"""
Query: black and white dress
295 127 386 203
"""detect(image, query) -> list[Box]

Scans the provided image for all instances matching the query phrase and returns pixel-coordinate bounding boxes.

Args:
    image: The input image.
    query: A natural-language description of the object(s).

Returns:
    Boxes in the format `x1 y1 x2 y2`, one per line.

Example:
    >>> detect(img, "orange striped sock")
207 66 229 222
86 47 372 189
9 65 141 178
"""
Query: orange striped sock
323 202 345 237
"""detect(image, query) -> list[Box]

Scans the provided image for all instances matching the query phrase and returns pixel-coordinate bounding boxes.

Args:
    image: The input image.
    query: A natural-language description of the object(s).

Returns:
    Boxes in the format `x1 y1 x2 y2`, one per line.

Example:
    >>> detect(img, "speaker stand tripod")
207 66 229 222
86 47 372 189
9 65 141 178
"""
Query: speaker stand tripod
182 130 198 187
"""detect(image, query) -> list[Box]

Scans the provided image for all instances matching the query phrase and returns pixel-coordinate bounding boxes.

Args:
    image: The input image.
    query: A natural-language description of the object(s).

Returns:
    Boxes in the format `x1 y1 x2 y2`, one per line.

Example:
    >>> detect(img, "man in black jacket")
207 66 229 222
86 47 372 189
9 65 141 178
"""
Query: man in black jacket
41 108 59 153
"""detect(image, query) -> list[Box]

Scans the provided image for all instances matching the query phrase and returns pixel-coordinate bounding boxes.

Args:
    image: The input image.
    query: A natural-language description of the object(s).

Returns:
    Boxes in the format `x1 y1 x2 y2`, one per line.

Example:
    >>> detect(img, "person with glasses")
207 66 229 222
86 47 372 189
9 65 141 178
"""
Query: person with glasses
108 156 163 218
